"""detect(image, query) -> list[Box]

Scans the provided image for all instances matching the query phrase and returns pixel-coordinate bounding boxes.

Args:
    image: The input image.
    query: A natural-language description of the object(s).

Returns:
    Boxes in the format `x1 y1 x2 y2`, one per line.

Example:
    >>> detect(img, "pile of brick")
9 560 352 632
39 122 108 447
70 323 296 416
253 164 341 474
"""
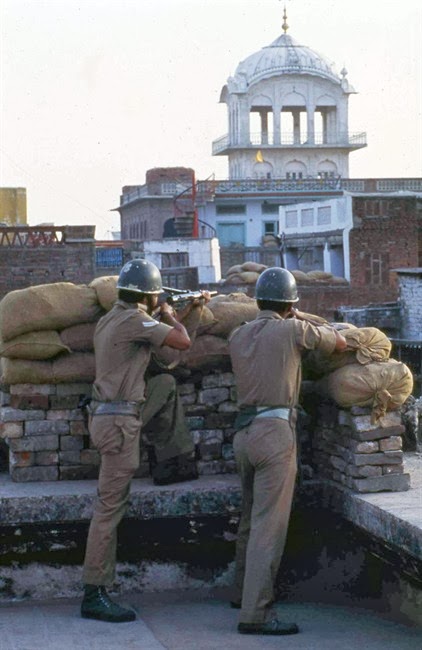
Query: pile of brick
0 372 238 483
312 402 410 493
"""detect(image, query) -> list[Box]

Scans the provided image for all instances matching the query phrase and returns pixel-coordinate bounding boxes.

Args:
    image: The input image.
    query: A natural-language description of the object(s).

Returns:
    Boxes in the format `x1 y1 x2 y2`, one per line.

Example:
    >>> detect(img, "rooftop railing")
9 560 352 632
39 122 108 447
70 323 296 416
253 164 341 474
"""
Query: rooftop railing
212 131 367 154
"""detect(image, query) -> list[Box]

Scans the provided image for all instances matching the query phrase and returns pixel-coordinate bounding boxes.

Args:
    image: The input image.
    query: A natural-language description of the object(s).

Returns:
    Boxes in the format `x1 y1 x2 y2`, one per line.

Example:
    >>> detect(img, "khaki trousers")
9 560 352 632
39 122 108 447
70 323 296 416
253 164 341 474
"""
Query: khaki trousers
232 416 297 624
82 373 193 586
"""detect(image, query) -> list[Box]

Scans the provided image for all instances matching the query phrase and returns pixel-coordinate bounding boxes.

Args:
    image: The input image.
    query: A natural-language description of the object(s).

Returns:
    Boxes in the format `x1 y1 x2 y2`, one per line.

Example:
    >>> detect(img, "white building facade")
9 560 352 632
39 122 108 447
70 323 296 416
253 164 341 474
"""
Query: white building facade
196 9 366 257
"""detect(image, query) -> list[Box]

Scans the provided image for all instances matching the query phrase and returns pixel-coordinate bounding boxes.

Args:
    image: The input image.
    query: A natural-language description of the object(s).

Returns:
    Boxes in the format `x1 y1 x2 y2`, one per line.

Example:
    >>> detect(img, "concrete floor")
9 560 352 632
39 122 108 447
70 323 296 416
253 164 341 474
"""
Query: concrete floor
0 588 421 650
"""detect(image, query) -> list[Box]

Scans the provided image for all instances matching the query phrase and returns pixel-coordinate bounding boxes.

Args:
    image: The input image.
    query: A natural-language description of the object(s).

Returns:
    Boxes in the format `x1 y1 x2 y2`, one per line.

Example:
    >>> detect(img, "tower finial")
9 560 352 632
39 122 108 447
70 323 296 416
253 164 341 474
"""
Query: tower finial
282 5 289 33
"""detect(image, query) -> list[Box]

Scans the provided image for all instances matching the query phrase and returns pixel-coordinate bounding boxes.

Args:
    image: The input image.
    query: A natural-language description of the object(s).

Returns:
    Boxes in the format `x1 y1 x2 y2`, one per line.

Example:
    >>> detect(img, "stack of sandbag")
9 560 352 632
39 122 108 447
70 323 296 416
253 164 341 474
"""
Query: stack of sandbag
310 326 413 422
224 262 268 286
290 269 348 285
180 293 258 371
0 282 104 384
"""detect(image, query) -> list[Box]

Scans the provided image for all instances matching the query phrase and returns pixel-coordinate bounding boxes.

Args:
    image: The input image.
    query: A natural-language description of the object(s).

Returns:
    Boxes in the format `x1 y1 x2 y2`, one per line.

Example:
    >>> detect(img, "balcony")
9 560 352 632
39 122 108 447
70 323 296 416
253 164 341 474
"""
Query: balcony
212 131 367 155
196 177 422 197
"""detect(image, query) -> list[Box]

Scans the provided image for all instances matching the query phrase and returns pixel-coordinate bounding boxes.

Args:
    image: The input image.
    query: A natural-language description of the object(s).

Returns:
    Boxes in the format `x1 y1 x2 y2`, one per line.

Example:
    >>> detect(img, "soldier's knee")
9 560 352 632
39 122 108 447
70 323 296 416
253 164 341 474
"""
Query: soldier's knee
157 373 177 393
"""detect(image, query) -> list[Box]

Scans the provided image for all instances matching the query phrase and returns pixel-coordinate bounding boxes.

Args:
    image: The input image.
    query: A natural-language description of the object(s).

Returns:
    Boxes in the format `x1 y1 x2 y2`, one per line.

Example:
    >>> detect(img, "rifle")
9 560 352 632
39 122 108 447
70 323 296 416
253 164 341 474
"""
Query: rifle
161 286 217 306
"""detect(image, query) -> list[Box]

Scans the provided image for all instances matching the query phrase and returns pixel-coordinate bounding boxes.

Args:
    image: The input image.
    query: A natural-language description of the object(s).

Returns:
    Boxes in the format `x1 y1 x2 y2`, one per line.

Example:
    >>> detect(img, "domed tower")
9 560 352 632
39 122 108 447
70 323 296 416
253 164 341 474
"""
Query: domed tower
212 8 366 180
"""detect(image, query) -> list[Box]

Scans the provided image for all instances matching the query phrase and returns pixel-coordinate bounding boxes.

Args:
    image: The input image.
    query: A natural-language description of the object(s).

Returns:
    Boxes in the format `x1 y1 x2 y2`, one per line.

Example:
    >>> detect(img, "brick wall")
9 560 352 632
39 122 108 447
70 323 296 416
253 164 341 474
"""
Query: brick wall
349 196 421 305
120 198 174 241
0 226 96 300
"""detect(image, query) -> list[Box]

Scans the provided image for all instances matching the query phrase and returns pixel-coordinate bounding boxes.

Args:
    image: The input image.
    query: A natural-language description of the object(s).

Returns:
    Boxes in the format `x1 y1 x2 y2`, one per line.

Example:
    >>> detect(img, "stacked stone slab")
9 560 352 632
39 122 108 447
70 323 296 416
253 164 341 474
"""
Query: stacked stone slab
0 373 411 493
0 372 238 483
312 402 410 493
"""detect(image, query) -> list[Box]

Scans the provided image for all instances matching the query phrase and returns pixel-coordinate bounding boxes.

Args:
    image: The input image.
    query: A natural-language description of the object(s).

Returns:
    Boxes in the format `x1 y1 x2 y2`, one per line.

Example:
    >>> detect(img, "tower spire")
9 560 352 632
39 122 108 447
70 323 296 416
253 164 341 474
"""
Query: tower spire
282 5 289 33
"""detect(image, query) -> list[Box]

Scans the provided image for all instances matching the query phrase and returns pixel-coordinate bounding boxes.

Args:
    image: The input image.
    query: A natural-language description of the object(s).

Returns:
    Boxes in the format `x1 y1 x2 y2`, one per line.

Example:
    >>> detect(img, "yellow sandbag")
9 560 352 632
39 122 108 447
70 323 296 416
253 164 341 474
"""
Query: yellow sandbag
225 264 243 277
207 301 259 338
0 283 103 341
89 276 119 311
304 326 391 377
316 359 414 423
0 330 69 360
307 270 333 280
343 327 391 364
240 261 267 273
184 335 230 370
1 352 95 385
224 273 245 285
239 271 260 284
290 269 309 282
60 322 97 351
209 293 253 306
178 304 216 337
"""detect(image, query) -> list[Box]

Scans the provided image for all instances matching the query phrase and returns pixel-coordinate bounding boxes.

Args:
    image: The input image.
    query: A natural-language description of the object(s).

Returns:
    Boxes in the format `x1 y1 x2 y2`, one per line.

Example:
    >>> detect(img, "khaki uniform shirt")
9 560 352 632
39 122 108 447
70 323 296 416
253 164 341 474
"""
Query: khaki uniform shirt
92 300 172 403
229 310 337 408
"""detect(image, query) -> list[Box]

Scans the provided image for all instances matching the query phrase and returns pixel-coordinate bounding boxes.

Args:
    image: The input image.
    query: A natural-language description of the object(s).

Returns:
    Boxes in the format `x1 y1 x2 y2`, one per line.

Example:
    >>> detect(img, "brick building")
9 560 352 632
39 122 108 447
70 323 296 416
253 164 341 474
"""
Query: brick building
115 167 196 242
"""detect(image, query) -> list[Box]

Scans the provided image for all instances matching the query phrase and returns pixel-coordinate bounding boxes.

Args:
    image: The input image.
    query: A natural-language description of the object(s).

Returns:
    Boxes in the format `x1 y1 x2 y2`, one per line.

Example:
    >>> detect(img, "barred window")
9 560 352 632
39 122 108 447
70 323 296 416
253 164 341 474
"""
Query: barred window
216 204 246 215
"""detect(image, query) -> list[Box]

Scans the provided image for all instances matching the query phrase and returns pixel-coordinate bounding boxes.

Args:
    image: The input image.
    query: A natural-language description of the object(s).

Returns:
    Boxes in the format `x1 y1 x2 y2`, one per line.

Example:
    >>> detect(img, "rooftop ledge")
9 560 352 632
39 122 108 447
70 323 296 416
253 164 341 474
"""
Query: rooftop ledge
0 453 421 567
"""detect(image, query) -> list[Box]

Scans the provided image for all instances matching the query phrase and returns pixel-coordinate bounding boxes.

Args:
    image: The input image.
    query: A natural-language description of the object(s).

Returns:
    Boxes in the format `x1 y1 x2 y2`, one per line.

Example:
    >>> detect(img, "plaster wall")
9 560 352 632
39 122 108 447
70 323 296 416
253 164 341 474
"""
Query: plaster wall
143 237 222 284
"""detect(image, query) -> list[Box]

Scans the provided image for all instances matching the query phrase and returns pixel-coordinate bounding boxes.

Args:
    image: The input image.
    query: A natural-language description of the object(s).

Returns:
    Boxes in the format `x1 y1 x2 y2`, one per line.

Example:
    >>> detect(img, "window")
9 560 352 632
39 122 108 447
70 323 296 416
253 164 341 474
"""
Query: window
286 172 303 180
161 182 177 195
285 210 298 228
216 204 246 215
317 206 331 226
161 252 189 268
263 221 278 235
301 209 314 227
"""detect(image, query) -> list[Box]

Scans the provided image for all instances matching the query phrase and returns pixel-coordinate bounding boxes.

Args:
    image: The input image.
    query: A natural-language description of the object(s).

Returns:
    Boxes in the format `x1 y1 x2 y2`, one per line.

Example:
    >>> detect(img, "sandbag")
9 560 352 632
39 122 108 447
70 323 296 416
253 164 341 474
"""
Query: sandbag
224 273 245 285
207 301 259 338
89 276 118 311
290 269 309 282
60 322 97 352
184 335 230 371
304 326 391 377
178 304 216 337
0 330 69 360
239 271 260 284
209 293 254 306
225 264 243 277
240 261 267 273
315 359 414 423
1 352 96 385
343 327 391 365
0 283 103 342
306 270 333 280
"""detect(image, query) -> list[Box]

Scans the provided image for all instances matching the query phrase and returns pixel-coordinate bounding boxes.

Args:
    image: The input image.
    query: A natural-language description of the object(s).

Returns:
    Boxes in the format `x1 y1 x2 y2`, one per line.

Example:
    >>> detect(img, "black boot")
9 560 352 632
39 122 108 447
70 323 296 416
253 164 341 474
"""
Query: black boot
149 449 198 486
81 585 136 623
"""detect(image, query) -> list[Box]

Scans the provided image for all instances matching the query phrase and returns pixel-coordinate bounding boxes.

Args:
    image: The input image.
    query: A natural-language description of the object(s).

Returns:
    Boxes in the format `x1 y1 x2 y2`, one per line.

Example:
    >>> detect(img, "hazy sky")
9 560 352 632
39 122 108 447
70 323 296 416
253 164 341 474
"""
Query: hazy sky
1 0 421 238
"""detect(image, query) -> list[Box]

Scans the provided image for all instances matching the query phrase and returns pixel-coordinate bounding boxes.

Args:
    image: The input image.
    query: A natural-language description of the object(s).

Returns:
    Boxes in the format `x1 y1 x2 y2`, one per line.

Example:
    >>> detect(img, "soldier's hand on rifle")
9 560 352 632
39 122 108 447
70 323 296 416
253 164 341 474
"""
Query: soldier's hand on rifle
159 301 176 321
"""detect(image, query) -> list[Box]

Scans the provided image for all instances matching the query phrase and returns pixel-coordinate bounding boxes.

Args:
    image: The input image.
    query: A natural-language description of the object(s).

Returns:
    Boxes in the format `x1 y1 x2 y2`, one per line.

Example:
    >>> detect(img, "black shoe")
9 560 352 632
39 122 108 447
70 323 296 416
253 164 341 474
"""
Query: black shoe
81 585 136 623
238 618 299 635
230 601 241 609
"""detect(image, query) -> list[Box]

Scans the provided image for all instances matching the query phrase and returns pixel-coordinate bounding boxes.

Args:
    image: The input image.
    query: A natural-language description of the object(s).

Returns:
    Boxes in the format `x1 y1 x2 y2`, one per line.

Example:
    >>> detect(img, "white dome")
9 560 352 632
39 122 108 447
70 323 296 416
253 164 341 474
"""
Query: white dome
233 33 340 86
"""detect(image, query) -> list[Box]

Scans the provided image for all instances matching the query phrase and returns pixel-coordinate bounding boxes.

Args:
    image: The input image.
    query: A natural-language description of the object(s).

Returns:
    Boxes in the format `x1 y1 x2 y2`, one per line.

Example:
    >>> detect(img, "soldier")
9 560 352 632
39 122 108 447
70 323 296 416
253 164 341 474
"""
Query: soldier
81 259 199 623
229 267 347 635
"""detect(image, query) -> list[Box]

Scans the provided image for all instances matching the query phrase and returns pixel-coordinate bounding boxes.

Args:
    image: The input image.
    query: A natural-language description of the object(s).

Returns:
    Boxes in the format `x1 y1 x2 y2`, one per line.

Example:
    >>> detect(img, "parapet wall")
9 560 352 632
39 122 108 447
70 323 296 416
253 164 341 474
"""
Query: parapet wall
0 370 410 493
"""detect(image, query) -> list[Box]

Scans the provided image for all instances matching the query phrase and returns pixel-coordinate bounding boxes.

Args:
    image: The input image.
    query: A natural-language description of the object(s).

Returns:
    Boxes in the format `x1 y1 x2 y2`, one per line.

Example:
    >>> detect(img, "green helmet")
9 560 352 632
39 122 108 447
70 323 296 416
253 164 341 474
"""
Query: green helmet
255 267 299 303
116 259 163 295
